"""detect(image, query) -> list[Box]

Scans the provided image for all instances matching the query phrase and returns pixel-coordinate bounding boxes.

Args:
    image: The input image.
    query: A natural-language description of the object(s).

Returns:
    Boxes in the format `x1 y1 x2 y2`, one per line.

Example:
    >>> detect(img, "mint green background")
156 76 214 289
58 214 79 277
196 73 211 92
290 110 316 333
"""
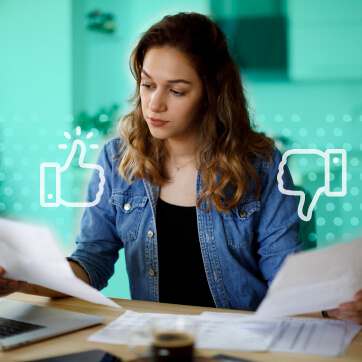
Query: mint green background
0 0 361 299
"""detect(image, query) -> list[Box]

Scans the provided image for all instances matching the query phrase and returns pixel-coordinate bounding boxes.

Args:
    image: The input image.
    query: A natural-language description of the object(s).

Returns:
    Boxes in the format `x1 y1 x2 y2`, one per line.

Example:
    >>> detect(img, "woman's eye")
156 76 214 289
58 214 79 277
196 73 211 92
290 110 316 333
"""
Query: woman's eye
170 89 185 96
140 83 153 89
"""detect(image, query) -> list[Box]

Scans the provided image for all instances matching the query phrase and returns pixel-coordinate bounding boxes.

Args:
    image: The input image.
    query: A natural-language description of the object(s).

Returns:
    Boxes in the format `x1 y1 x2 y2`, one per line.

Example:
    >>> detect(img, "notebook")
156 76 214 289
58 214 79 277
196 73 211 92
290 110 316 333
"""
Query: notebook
0 299 104 350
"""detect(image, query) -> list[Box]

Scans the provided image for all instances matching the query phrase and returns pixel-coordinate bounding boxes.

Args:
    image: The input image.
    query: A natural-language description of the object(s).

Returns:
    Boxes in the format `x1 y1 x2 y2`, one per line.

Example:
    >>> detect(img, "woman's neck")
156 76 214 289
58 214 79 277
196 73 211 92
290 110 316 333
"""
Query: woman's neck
165 138 196 163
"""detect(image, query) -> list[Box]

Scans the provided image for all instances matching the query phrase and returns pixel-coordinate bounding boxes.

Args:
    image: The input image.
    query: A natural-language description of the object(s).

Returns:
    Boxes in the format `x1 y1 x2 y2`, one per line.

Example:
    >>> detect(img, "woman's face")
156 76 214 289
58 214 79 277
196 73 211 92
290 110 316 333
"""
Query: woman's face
140 46 203 143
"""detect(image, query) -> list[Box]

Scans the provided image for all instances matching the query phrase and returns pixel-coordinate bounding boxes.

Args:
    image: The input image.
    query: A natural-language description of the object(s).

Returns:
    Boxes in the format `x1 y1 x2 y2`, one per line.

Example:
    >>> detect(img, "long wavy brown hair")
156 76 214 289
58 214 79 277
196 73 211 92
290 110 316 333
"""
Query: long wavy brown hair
118 12 274 213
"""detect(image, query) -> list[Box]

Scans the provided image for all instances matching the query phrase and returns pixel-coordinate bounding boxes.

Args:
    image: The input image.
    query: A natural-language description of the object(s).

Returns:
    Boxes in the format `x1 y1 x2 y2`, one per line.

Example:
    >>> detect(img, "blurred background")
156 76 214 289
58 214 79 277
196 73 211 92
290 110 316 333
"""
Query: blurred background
0 0 361 299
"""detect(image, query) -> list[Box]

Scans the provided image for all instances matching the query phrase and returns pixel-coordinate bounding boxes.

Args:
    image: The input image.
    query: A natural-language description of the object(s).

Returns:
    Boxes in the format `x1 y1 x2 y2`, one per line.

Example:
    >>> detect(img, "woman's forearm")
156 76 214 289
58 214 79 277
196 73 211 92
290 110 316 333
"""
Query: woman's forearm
22 261 91 298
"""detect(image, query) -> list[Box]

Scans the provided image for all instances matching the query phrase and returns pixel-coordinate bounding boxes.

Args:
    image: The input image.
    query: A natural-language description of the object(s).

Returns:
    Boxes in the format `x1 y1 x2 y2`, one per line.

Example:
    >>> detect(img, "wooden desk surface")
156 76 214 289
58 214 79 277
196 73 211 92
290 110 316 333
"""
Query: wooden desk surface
1 293 361 362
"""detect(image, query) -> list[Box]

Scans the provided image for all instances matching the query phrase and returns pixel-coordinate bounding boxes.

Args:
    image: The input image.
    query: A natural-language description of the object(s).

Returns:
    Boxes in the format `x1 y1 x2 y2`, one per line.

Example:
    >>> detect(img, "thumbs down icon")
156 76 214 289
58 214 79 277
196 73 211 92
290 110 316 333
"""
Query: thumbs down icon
278 149 347 222
40 139 105 208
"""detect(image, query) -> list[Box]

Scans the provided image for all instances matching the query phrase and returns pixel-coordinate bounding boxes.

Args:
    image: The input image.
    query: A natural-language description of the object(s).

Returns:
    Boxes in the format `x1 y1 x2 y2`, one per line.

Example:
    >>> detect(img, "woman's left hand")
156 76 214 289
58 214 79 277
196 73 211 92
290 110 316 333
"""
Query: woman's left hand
326 290 362 324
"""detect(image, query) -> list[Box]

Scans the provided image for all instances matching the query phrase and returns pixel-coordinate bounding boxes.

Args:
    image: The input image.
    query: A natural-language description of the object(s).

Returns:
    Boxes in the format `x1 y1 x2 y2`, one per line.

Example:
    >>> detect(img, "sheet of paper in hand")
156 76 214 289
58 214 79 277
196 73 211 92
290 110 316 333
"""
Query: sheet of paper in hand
255 238 362 319
0 217 120 308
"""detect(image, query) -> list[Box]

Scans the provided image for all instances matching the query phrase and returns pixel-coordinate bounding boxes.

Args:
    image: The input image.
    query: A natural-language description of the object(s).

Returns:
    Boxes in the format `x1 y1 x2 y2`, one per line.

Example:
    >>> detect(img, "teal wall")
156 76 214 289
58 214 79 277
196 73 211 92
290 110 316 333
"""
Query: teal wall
0 0 78 253
0 0 361 299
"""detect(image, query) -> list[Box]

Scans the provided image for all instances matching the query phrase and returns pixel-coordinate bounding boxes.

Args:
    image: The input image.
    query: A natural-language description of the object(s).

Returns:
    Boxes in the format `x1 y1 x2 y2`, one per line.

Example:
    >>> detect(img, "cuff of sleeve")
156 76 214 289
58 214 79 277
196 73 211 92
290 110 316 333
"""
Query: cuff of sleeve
66 257 95 289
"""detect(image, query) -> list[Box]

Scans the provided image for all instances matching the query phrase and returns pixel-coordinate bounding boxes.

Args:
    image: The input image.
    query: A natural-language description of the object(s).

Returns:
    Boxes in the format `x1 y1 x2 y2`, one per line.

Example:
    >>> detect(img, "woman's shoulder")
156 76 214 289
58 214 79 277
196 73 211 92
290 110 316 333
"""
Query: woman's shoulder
248 145 279 170
247 146 283 194
103 136 126 164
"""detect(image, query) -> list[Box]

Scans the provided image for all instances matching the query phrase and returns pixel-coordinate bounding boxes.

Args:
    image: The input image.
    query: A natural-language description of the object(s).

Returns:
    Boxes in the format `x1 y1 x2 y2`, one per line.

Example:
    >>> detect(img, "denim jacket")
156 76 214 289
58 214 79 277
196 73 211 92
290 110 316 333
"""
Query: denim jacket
69 137 302 311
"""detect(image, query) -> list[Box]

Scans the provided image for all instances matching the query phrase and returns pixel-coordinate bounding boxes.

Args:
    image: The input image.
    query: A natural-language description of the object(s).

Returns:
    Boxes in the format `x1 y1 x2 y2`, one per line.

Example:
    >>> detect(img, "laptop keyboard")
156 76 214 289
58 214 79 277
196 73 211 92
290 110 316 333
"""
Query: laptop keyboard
0 317 45 339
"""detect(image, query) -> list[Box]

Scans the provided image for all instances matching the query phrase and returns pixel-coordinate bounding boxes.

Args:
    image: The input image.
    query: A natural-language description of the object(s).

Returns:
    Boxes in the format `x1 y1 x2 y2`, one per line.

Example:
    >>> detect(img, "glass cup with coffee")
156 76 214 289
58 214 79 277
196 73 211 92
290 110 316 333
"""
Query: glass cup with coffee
128 316 197 362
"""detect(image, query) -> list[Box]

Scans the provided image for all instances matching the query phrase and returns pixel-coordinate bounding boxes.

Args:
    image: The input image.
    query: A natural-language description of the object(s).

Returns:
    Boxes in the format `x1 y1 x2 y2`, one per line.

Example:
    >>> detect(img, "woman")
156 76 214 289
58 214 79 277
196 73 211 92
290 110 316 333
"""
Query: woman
1 12 361 322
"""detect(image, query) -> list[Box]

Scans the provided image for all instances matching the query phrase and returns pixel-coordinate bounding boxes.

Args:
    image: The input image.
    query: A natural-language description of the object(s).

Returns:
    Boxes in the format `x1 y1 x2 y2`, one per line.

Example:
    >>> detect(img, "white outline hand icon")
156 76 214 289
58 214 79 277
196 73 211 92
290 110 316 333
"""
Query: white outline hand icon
278 149 347 221
40 140 105 208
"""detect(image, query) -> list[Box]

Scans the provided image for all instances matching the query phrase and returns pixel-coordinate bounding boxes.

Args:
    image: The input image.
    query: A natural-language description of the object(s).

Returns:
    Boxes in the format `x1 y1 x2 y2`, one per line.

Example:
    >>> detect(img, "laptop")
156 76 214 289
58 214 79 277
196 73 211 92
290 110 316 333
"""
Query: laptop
0 299 104 350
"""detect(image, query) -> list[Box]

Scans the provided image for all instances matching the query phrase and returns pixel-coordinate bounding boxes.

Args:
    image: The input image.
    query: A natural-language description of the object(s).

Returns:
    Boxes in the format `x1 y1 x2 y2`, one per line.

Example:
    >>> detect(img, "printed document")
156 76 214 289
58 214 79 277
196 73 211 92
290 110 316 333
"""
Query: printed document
200 312 361 356
269 316 361 356
0 217 120 308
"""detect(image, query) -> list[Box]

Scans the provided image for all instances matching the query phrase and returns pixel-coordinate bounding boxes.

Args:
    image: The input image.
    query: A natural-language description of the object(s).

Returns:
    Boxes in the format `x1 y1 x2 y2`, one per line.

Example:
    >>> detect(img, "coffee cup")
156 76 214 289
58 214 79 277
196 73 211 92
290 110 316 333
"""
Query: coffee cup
129 316 197 362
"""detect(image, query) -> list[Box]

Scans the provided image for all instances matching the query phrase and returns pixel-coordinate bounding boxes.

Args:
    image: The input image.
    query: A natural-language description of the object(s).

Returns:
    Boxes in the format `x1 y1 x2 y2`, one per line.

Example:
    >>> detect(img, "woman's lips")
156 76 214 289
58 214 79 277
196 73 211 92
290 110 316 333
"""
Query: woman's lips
148 117 169 127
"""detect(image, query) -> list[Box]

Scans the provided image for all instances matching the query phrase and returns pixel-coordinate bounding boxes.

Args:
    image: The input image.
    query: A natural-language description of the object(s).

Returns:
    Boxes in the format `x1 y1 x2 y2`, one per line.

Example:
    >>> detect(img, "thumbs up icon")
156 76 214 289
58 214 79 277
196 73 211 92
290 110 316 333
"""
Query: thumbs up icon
40 138 105 208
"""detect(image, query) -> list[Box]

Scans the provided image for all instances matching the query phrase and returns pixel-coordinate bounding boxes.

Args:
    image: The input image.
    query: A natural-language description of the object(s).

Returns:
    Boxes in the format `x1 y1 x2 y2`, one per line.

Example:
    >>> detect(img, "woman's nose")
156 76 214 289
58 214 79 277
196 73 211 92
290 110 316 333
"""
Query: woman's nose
149 90 167 112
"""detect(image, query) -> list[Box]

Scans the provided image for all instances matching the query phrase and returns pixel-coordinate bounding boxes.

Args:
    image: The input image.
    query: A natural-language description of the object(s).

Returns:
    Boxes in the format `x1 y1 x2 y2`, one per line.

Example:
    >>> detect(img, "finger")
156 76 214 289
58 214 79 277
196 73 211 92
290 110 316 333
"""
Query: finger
0 286 21 297
354 290 362 301
333 312 362 324
60 140 87 171
18 281 28 288
0 278 23 289
325 308 339 318
339 300 362 312
0 280 27 297
0 266 5 276
332 310 362 318
326 309 362 324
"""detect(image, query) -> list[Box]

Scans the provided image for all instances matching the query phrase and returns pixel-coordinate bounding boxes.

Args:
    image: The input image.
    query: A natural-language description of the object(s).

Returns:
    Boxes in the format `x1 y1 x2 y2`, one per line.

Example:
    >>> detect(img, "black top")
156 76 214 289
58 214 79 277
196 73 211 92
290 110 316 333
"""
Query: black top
156 198 216 308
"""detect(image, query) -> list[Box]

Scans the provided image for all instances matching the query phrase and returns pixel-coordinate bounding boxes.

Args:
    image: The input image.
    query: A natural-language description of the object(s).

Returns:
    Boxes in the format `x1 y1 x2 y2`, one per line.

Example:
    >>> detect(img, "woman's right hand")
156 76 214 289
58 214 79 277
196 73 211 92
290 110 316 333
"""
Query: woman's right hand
0 266 28 297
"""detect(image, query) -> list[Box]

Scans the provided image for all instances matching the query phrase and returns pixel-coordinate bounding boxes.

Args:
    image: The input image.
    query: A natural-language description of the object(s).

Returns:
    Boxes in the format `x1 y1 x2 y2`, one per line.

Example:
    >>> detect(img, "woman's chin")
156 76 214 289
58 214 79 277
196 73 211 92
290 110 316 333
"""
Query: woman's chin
148 128 170 140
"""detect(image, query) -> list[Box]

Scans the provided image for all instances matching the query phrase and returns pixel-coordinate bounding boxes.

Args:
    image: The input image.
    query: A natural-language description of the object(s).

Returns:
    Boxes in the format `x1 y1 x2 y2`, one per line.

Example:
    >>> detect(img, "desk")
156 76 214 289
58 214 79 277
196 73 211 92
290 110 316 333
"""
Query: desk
2 293 362 362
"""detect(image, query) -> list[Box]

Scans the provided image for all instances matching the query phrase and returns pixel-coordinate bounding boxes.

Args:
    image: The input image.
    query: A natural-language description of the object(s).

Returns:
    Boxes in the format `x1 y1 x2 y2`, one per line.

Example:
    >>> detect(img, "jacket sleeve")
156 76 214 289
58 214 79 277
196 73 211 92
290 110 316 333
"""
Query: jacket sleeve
255 149 302 285
68 140 124 291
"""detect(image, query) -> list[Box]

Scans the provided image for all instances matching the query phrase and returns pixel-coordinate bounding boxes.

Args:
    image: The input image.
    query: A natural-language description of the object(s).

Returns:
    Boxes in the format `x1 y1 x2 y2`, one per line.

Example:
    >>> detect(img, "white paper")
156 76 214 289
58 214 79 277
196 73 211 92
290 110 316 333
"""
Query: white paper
271 320 345 356
255 239 362 319
270 317 361 356
200 312 361 356
0 217 120 308
89 310 280 352
89 310 179 345
196 314 279 351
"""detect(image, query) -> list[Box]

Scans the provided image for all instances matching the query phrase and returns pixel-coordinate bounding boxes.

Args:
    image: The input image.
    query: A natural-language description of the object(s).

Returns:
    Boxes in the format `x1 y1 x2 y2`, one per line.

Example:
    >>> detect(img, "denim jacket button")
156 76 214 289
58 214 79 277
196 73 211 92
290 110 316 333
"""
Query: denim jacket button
124 203 131 211
148 230 154 238
239 210 247 217
148 269 155 276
